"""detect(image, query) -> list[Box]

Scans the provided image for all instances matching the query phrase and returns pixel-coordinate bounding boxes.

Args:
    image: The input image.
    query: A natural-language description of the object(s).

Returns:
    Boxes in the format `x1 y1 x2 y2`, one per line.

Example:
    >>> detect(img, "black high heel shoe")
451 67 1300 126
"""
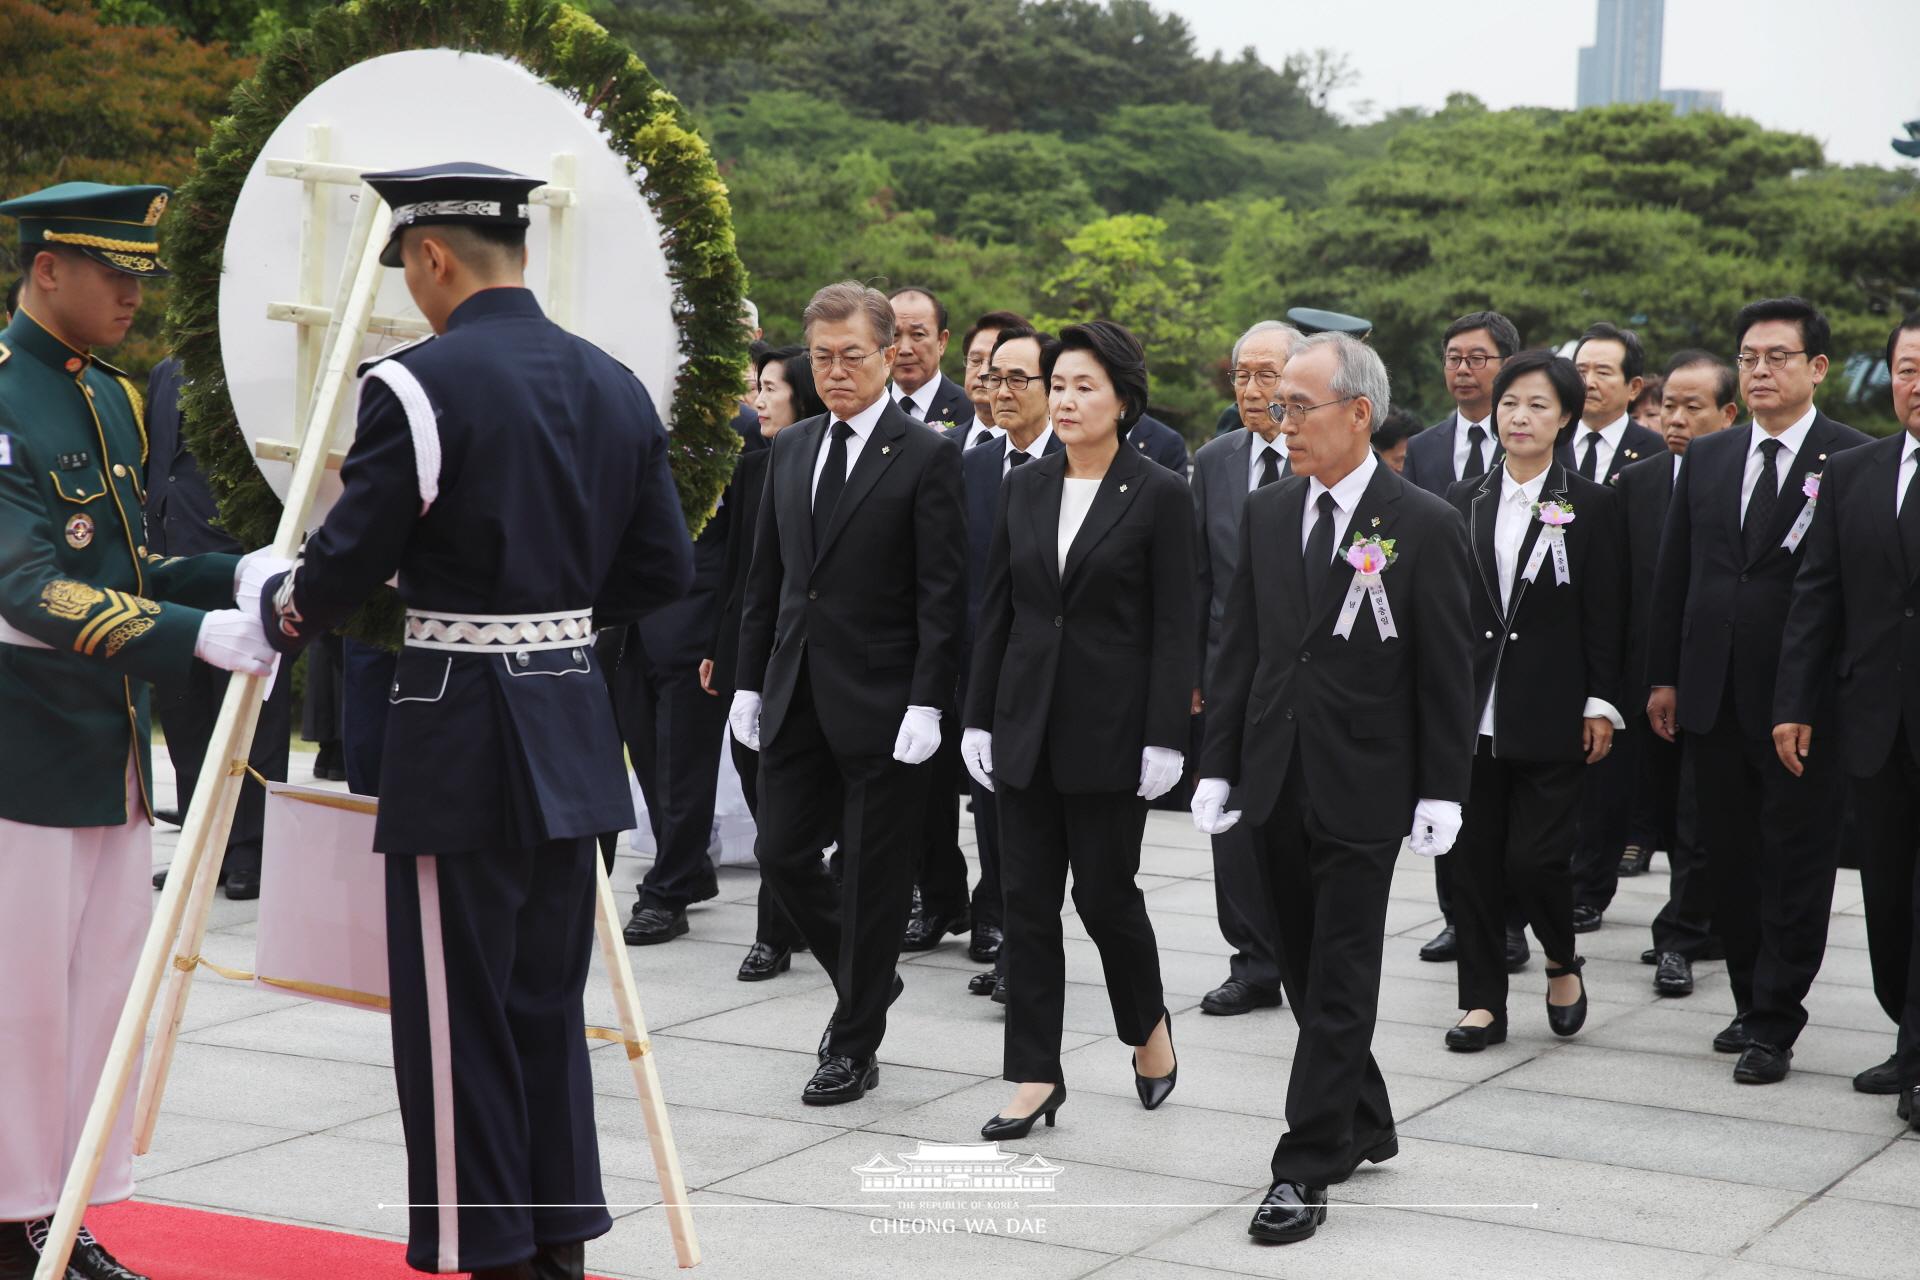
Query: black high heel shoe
981 1083 1066 1139
1133 1009 1177 1110
1545 956 1588 1037
1444 1012 1508 1052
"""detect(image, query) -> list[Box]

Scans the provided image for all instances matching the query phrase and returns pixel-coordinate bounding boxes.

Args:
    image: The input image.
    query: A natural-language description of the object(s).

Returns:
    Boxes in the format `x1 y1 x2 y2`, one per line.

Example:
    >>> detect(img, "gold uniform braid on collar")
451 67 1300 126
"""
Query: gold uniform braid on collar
113 375 148 464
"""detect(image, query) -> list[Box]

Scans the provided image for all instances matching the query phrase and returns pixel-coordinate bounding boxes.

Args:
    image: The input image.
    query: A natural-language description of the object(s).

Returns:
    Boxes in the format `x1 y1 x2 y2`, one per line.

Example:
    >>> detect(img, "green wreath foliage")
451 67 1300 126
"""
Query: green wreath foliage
166 0 747 645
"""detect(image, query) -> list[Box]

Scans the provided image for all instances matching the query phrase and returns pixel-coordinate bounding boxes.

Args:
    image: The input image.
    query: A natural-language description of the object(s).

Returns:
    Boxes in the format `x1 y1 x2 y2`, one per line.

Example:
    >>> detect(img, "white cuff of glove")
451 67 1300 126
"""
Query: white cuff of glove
1408 797 1463 857
1190 776 1240 835
1138 746 1184 801
234 548 295 612
1583 697 1626 731
729 690 762 751
194 608 279 680
892 704 942 766
961 727 994 792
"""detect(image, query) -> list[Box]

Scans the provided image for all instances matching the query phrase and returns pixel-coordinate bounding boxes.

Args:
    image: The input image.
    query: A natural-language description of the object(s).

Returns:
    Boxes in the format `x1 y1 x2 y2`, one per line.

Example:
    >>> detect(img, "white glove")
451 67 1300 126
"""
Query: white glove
892 704 942 766
1190 777 1240 835
961 727 995 792
1408 798 1463 858
234 548 295 612
729 690 762 751
1138 746 1184 801
194 609 278 679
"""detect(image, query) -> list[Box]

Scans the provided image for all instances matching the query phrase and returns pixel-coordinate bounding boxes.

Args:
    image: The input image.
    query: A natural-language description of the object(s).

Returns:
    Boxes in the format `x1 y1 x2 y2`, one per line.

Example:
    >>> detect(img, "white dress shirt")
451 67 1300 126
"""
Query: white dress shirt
1003 425 1053 476
1301 450 1377 555
1451 410 1494 481
1900 433 1920 517
1571 413 1630 480
1739 404 1817 524
1247 433 1287 491
1672 453 1684 484
1059 477 1101 574
890 370 960 424
810 392 888 504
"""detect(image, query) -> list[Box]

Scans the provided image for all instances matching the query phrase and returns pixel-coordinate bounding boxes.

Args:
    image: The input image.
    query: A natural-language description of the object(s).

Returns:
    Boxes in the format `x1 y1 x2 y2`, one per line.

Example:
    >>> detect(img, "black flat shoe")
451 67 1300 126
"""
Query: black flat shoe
967 970 998 995
1247 1181 1327 1244
1571 904 1603 933
529 1240 585 1280
819 973 904 1061
1419 924 1457 962
736 941 792 981
1713 1015 1751 1054
223 868 260 901
990 972 1008 1004
1504 926 1531 973
968 922 1003 963
1133 1010 1177 1110
981 1083 1066 1139
1733 1042 1792 1084
1445 1014 1508 1052
1201 978 1283 1016
803 1054 879 1105
1854 1054 1900 1095
1617 844 1651 877
1653 951 1693 997
1544 957 1587 1037
624 902 688 945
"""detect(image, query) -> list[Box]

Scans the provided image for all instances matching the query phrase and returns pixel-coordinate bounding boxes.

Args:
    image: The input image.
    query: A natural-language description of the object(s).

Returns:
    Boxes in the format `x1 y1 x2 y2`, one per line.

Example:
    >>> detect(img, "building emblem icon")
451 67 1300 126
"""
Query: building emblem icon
852 1141 1064 1193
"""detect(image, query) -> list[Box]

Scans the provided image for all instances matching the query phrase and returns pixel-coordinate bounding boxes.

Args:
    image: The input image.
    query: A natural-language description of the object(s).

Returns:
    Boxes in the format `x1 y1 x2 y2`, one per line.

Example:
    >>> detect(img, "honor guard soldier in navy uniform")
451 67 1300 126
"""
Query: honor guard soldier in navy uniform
252 164 693 1280
0 182 279 1280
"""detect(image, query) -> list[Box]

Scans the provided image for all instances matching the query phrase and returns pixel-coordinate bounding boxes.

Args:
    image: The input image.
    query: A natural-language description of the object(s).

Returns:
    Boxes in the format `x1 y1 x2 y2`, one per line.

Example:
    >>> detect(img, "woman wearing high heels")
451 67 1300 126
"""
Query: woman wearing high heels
961 321 1196 1136
1443 349 1625 1051
702 345 827 981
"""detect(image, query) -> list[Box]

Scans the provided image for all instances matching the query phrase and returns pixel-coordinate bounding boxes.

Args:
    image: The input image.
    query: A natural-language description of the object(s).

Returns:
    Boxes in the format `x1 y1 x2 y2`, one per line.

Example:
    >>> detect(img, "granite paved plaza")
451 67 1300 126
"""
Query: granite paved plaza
135 750 1919 1280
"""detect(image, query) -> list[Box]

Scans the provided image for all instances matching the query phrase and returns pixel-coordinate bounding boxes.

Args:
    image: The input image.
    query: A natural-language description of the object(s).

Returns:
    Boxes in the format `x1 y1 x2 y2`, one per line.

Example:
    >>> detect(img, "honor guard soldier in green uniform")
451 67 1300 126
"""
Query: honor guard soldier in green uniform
0 181 278 1280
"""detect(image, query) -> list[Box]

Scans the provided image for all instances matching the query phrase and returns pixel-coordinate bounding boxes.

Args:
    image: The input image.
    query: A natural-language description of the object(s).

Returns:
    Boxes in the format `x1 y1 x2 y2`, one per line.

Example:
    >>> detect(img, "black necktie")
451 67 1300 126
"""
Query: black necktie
1579 431 1603 480
1303 491 1337 603
1463 424 1487 479
1257 447 1281 488
1743 437 1783 561
813 421 854 546
1900 455 1920 576
1008 449 1031 469
897 394 917 420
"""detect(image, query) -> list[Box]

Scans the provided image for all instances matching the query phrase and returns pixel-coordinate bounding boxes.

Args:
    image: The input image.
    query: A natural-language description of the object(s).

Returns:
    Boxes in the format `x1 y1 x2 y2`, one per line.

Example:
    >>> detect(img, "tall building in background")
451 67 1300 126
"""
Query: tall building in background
1577 0 1664 108
1660 88 1724 117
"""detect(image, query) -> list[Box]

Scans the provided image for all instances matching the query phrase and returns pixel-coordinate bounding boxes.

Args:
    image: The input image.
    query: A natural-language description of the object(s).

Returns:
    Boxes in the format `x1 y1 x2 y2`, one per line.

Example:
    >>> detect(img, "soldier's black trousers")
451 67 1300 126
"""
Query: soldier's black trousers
385 837 610 1274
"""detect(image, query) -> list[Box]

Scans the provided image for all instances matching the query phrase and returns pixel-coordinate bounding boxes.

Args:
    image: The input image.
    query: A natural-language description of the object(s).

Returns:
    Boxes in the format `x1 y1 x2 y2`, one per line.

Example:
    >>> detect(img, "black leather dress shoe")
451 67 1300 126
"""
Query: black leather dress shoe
1571 904 1603 933
967 970 998 995
1653 951 1693 997
152 865 225 892
1132 1009 1177 1110
1641 948 1658 965
1713 1016 1751 1054
69 1231 149 1280
1545 957 1587 1037
0 1221 83 1280
902 906 970 951
804 1054 879 1104
819 973 904 1061
152 807 183 827
1505 926 1530 973
981 1083 1066 1140
223 868 260 901
529 1240 585 1280
1445 1015 1508 1052
968 922 1003 963
1733 1042 1792 1084
1899 1086 1919 1129
469 1264 534 1280
736 941 791 981
1617 845 1651 877
1247 1181 1327 1244
624 902 688 945
1201 979 1283 1016
1419 924 1457 962
1853 1054 1900 1094
990 971 1008 1004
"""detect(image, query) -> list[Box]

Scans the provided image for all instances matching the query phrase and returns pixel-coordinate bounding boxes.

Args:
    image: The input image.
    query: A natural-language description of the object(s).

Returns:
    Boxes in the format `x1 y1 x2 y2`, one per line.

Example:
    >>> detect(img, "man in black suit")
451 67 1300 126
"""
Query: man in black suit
1616 352 1738 996
732 281 966 1104
1401 311 1528 970
1774 312 1920 1122
1193 333 1475 1243
1128 411 1189 477
887 286 973 431
1647 296 1870 1084
143 356 292 901
951 309 1027 452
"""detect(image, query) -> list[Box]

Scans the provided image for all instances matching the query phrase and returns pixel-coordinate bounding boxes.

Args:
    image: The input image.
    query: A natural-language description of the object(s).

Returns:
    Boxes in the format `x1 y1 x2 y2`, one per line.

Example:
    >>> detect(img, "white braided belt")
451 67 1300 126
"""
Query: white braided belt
403 608 594 654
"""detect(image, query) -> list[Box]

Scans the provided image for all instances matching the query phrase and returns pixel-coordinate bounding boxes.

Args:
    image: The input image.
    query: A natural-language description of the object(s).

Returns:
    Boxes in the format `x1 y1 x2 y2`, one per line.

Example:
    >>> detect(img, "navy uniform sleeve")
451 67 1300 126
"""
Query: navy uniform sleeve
593 386 693 628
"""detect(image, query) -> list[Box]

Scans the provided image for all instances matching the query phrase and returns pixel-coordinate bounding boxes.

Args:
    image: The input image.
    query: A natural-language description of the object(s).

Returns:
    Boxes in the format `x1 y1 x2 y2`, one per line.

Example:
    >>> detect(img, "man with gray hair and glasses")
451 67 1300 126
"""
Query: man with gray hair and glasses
1189 319 1300 1017
1193 333 1475 1243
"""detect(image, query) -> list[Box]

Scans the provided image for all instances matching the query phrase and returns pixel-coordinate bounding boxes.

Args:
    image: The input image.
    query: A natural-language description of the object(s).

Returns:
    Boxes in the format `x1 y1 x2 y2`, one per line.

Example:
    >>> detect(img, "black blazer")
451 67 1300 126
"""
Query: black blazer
143 357 242 559
1447 464 1624 761
706 446 770 693
1555 419 1664 485
1613 450 1679 706
1199 462 1476 839
736 399 966 757
903 372 973 431
1775 431 1920 777
1129 413 1190 478
1404 412 1503 499
962 431 1064 647
964 445 1196 794
1646 411 1871 736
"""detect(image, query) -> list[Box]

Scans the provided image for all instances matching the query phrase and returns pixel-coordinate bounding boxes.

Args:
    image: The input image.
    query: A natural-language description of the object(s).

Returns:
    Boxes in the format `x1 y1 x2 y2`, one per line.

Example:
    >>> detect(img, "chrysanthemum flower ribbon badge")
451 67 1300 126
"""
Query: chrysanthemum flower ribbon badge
1526 499 1575 585
1783 472 1820 553
1335 533 1399 640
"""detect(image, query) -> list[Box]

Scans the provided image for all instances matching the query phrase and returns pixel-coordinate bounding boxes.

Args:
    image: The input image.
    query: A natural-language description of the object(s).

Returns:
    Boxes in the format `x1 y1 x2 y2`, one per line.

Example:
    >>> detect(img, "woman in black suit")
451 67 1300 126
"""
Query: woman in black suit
961 321 1197 1135
1442 349 1625 1050
701 346 827 981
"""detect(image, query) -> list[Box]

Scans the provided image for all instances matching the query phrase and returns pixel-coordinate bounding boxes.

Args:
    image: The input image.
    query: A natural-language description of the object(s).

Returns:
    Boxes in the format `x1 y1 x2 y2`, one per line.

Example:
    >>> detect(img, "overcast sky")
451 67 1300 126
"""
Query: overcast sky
1161 0 1915 169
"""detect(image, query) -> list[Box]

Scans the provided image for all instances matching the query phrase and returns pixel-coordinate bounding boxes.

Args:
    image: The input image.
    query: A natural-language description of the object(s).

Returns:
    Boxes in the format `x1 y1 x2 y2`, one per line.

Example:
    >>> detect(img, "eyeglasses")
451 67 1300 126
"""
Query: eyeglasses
1266 395 1358 426
1443 352 1502 370
808 350 882 373
983 372 1038 391
1734 349 1807 371
1230 368 1283 390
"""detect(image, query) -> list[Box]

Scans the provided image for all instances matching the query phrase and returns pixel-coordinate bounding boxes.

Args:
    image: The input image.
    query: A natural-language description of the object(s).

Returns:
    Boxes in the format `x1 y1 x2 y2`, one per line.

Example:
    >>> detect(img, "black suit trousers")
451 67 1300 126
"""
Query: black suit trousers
755 668 924 1059
915 704 973 920
1847 727 1920 1090
1693 686 1840 1049
1649 736 1714 957
729 734 805 950
1572 729 1634 912
1258 762 1399 1188
155 658 293 876
996 756 1162 1082
1453 740 1582 1015
1193 709 1283 990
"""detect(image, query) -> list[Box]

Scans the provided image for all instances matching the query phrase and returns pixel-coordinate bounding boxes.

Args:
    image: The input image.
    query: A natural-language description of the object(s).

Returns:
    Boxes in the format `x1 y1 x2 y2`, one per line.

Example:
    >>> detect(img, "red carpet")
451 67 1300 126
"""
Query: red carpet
84 1202 615 1279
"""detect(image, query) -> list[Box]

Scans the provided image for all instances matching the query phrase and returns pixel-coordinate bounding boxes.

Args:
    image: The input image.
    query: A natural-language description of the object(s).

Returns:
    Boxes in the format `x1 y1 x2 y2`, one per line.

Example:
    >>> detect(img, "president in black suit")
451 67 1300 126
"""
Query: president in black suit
1647 296 1871 1084
1194 333 1475 1243
732 281 966 1105
963 321 1194 1136
1774 313 1920 1124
